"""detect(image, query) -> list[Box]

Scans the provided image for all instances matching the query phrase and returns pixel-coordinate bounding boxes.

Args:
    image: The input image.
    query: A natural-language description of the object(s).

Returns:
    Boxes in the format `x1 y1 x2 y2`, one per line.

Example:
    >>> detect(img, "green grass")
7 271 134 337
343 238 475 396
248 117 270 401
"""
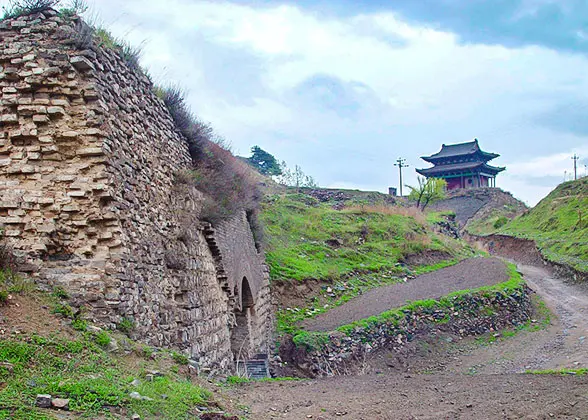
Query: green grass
0 332 215 419
498 178 588 273
465 204 522 236
0 269 35 296
118 317 135 335
526 368 587 375
292 262 526 350
261 193 472 282
426 210 456 224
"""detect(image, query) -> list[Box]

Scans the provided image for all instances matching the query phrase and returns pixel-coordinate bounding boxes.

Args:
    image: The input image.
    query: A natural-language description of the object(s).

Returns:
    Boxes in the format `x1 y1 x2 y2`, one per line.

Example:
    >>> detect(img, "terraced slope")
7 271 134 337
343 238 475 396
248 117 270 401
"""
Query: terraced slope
303 257 508 332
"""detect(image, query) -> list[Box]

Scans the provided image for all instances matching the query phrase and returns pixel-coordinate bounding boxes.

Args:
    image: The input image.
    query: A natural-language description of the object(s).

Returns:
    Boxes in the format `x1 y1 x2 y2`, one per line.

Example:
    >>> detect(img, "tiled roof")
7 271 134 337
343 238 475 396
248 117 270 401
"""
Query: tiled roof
422 139 499 162
416 161 505 176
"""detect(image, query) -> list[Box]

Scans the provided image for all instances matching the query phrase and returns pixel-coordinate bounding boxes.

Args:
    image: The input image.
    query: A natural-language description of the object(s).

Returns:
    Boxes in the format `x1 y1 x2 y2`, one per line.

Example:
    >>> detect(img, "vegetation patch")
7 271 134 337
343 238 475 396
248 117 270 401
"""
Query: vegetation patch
497 178 588 273
276 259 460 336
159 86 262 228
262 193 474 283
525 368 588 376
0 328 223 419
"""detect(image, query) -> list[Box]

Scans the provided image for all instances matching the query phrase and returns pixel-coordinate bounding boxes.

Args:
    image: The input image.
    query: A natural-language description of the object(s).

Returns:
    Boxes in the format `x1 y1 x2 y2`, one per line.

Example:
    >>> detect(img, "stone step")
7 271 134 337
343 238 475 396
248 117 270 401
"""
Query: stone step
236 358 269 379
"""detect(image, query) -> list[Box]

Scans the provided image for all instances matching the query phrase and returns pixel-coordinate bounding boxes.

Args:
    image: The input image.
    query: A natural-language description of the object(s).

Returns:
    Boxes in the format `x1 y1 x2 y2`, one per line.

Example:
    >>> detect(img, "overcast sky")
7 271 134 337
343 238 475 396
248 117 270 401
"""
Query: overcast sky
4 0 587 205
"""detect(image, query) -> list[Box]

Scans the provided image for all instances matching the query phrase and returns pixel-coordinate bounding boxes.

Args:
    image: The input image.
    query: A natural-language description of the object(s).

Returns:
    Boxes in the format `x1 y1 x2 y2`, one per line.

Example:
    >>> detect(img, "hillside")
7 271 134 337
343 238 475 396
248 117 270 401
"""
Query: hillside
261 193 473 283
0 270 238 419
259 192 478 340
497 178 588 273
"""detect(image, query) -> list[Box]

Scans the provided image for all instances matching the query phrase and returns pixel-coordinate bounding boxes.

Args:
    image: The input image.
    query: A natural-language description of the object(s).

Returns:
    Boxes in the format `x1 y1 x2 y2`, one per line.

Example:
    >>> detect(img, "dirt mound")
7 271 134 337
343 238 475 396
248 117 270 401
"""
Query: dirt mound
429 188 526 229
302 257 509 332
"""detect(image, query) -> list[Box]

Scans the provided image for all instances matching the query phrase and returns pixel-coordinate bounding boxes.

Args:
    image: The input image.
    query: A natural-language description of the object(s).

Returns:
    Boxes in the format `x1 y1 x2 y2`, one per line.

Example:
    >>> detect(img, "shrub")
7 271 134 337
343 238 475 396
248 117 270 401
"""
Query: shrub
2 0 59 19
157 86 211 163
191 142 261 224
93 330 111 347
71 318 88 331
58 0 87 16
171 351 189 365
159 85 262 226
52 286 69 299
52 303 75 318
117 317 134 334
493 216 508 229
0 269 34 295
0 290 8 305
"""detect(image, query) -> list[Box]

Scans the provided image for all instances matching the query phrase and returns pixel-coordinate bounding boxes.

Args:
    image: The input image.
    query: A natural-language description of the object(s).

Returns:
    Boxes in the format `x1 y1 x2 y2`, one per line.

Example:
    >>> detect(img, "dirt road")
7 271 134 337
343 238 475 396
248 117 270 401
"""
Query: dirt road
231 261 588 419
303 257 508 332
520 264 588 369
229 373 588 419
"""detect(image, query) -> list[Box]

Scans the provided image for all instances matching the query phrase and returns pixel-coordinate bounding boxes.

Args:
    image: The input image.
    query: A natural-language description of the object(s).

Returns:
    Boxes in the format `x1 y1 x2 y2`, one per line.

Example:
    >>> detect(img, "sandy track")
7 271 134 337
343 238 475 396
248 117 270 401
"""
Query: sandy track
303 257 508 332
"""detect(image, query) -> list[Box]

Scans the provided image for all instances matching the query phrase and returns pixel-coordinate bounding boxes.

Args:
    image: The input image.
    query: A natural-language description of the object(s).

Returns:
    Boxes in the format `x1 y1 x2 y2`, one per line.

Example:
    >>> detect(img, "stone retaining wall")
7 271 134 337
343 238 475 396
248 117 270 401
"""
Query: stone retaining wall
280 284 531 377
0 10 270 371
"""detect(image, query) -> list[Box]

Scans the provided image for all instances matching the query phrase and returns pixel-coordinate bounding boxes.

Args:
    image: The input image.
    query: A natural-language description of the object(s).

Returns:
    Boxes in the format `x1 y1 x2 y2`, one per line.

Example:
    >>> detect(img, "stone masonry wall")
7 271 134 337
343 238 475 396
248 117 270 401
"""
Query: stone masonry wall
216 213 271 356
280 284 531 377
0 11 270 372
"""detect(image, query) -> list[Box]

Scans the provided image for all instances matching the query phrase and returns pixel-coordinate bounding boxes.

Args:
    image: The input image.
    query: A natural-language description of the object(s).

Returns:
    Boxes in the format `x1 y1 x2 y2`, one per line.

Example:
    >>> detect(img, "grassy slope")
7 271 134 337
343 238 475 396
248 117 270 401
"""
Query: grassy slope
465 203 524 235
261 193 473 282
261 193 477 337
0 271 231 420
498 178 588 273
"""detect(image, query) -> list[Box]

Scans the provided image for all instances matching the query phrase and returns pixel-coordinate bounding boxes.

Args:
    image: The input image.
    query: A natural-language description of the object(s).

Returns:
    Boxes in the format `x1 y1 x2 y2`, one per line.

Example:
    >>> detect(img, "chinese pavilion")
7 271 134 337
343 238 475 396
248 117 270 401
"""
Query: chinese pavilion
416 139 505 190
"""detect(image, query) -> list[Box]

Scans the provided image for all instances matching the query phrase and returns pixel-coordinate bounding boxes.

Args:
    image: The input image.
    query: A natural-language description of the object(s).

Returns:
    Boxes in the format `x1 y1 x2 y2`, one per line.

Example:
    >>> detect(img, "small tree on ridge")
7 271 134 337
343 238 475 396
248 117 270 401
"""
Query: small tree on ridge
407 177 447 211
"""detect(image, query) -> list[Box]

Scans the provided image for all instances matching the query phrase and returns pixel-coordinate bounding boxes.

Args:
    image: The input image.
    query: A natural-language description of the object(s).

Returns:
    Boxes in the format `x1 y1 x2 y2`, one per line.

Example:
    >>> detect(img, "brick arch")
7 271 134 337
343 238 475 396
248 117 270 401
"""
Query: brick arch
240 276 254 309
231 276 258 361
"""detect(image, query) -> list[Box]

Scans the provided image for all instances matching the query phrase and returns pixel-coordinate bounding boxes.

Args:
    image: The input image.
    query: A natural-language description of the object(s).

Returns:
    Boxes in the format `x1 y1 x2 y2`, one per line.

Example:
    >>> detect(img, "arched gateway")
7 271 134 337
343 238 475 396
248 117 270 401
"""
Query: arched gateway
230 277 258 361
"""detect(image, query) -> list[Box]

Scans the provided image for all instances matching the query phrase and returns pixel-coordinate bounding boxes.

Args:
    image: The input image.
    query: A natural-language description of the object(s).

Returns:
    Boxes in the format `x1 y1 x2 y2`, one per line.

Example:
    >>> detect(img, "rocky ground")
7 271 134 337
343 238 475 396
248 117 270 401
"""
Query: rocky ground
230 261 588 419
228 373 588 419
303 257 509 332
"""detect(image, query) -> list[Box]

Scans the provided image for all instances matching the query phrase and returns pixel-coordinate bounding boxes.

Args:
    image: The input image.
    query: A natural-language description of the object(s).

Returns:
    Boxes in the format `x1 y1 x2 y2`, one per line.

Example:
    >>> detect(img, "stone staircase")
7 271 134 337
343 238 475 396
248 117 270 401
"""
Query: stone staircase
201 223 235 309
236 354 269 380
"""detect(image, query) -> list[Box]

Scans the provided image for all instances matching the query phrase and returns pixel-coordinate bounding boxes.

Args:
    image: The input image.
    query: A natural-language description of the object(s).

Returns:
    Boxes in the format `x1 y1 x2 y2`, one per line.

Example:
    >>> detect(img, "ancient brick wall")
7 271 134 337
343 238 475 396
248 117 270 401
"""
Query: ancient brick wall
0 10 270 372
215 213 272 357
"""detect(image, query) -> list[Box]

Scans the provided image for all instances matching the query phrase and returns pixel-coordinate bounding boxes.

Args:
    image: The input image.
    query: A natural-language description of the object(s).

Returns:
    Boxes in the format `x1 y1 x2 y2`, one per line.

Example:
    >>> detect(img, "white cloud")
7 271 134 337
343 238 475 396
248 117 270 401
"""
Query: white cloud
2 0 586 205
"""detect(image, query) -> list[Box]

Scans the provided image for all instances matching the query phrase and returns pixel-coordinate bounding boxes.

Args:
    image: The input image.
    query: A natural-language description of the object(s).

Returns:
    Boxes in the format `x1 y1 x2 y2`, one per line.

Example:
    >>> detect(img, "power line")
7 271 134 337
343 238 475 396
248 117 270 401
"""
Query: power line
394 157 409 196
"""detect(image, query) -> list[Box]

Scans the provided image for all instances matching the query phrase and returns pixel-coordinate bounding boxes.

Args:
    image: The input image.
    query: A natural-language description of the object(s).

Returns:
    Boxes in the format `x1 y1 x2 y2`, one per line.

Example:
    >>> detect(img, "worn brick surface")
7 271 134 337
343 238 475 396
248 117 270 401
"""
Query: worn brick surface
0 11 270 372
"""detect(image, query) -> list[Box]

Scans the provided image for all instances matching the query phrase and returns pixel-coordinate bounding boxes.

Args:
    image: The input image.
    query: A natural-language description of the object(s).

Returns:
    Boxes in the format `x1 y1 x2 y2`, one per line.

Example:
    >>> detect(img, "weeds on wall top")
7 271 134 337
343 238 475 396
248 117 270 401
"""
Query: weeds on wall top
1 0 59 19
158 86 263 230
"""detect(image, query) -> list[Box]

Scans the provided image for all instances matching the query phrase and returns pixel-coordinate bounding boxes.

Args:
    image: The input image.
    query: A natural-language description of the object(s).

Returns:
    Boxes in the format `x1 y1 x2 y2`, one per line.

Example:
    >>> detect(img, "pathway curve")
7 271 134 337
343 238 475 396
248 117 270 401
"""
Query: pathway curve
519 263 588 369
303 257 508 332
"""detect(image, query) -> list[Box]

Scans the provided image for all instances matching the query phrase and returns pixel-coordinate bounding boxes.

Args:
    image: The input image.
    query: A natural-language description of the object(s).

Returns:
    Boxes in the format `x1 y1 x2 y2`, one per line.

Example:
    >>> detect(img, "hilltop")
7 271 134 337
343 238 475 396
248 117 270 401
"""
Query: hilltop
428 188 527 233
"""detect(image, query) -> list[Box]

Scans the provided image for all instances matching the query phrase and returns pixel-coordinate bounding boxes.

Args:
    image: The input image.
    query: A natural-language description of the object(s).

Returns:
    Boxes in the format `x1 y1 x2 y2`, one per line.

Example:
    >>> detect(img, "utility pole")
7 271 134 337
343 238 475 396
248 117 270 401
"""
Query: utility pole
394 157 409 196
572 154 580 180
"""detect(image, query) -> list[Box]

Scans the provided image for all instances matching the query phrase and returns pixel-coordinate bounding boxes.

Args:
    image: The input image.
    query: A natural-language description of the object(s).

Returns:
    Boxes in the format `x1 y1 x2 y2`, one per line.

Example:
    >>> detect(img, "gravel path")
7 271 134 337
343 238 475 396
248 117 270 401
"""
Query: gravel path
303 257 509 332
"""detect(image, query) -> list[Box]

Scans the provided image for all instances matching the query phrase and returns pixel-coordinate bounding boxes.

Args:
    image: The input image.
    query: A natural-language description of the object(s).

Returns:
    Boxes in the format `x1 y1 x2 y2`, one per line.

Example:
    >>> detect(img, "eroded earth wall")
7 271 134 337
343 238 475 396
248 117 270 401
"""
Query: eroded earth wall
0 11 270 371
